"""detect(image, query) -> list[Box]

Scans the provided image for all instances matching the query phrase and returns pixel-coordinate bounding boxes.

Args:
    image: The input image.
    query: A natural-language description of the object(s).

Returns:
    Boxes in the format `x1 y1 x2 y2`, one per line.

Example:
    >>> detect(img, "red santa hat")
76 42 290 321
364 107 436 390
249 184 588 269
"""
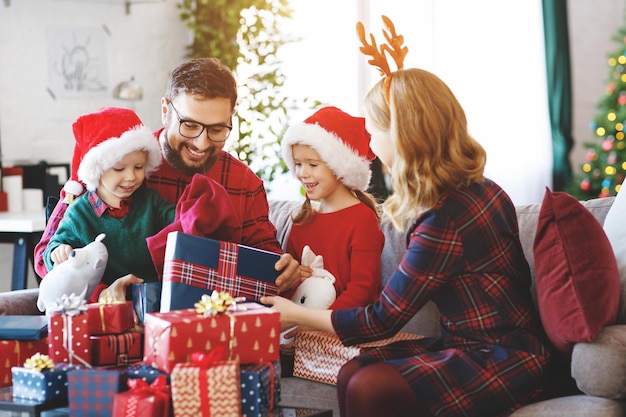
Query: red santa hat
65 107 162 197
281 106 375 191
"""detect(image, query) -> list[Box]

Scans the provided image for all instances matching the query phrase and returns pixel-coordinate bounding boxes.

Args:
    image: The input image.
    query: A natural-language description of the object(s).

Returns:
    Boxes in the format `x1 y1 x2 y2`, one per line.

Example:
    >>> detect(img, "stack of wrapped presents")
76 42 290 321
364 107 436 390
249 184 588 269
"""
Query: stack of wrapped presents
1 231 284 417
0 230 419 416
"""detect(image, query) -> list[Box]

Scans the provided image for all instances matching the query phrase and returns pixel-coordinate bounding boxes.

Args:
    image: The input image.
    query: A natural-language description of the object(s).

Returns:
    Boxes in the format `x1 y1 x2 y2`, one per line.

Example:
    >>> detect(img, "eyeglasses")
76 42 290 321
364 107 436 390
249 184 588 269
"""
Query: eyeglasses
167 100 232 143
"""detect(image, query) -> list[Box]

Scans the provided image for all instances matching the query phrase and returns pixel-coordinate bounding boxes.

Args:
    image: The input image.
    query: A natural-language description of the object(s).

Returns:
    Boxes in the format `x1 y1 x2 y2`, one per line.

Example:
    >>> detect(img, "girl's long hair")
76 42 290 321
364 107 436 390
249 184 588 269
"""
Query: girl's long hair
292 189 379 225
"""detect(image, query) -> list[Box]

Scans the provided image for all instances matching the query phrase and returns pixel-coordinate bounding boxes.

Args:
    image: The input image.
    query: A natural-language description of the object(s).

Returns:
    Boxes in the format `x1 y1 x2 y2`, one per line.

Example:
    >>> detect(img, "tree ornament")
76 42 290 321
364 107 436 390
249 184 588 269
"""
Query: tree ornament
580 179 591 192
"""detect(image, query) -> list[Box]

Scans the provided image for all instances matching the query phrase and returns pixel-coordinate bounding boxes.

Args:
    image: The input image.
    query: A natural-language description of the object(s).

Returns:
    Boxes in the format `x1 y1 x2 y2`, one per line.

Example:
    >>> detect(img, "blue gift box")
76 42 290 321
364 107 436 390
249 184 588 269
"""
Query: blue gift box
0 316 47 340
11 363 81 402
68 367 129 416
240 361 281 417
160 231 280 311
131 282 162 325
127 363 170 385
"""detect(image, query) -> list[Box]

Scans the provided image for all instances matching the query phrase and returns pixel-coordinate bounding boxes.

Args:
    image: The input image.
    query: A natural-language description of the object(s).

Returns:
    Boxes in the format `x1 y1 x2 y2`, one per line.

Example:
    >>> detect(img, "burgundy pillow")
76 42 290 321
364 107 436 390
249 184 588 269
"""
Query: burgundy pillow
533 189 620 355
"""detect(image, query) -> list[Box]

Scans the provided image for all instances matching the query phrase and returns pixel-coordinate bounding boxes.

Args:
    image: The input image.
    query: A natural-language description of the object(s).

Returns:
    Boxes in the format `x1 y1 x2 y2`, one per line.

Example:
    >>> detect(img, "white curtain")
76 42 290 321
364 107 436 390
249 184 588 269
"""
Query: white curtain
277 0 552 205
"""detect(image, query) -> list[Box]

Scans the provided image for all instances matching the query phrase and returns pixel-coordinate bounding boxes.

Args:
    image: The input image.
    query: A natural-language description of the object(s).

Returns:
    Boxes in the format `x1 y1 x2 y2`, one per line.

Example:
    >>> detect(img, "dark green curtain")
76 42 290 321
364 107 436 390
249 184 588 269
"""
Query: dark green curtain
542 0 573 191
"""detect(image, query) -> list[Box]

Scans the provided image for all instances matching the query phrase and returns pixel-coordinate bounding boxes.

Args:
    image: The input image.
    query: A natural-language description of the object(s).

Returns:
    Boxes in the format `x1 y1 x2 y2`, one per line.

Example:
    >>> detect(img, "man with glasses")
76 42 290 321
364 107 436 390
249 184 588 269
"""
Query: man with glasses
34 57 301 298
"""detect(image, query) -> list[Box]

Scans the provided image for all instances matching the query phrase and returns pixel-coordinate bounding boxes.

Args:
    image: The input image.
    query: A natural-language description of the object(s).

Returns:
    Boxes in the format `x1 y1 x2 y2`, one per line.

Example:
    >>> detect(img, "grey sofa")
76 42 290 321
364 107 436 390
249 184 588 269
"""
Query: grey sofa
2 196 626 416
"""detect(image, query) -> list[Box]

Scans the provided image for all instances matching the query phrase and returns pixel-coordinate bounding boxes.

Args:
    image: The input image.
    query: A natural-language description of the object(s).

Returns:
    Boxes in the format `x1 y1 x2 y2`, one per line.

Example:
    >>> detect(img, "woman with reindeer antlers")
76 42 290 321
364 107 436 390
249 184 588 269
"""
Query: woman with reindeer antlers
263 16 555 417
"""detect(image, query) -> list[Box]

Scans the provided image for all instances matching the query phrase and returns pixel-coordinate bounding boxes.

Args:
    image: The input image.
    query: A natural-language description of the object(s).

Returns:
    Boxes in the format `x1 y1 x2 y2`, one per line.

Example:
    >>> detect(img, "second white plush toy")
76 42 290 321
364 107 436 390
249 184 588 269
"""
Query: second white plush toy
37 233 108 314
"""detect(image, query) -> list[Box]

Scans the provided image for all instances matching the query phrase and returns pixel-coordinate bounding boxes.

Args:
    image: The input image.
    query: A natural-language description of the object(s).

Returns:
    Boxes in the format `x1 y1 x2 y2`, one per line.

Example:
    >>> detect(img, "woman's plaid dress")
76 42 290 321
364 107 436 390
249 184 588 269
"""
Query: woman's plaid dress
332 179 553 417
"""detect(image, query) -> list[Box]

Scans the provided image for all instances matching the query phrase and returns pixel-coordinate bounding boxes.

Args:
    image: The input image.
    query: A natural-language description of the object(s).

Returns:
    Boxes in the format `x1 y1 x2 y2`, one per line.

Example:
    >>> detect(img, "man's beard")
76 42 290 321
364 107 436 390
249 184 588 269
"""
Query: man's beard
161 132 219 176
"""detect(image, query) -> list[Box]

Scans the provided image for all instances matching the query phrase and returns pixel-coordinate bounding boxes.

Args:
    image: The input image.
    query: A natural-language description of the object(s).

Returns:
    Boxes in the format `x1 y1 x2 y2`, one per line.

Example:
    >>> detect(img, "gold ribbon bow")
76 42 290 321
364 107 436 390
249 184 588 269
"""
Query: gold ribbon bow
194 291 245 317
96 294 125 332
24 353 54 372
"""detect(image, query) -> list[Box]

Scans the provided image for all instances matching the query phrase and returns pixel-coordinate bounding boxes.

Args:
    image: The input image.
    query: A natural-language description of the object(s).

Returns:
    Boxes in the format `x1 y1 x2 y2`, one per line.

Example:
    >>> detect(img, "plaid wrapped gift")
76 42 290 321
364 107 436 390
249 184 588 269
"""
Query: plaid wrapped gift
112 376 171 417
132 282 162 325
68 367 129 416
160 231 280 311
12 354 81 402
47 294 92 367
90 330 143 366
171 349 241 417
144 301 279 373
0 339 49 387
87 300 135 335
127 363 170 385
240 361 281 417
0 316 48 340
294 330 424 385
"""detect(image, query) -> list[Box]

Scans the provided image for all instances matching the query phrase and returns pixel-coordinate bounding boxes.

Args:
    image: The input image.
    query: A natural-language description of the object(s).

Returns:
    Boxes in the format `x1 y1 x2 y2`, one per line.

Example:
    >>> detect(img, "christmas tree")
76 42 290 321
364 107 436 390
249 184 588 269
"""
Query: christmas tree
571 20 626 199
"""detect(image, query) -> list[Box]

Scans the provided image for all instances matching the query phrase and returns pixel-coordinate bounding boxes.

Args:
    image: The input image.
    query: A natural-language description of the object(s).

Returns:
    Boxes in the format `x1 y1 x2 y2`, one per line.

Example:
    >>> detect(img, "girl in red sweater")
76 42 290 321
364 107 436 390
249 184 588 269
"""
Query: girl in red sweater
281 106 385 310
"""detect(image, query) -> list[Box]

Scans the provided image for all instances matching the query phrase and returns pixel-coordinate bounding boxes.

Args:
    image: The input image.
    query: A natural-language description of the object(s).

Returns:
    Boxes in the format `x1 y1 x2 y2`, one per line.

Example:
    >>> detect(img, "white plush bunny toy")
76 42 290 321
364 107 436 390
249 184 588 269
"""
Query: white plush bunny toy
281 246 337 347
290 245 337 309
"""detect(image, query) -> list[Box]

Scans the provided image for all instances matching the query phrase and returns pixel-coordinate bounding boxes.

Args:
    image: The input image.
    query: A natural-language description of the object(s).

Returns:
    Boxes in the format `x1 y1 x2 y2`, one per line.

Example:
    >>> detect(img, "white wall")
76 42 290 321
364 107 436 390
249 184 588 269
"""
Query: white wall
0 0 189 167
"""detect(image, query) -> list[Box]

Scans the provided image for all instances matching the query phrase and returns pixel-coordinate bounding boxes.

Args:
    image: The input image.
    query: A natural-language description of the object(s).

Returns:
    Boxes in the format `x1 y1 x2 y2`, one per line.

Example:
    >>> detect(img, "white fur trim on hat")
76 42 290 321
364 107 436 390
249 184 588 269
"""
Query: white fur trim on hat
77 125 162 192
281 122 372 191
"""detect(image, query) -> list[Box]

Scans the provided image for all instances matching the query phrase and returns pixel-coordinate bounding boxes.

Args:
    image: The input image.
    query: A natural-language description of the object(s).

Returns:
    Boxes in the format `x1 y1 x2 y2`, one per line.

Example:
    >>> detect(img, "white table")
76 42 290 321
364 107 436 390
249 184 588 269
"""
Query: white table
0 210 46 291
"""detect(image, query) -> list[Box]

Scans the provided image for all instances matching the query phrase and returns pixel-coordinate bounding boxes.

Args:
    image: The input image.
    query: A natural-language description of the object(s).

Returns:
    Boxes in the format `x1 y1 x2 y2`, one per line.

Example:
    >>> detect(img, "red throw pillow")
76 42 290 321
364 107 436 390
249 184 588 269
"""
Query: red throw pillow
533 189 620 355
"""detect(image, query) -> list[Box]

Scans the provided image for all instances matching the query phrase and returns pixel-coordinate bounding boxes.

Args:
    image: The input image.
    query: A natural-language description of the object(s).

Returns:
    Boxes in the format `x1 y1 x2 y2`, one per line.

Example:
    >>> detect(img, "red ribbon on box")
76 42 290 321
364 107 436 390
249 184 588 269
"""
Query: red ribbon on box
190 348 226 417
114 375 170 417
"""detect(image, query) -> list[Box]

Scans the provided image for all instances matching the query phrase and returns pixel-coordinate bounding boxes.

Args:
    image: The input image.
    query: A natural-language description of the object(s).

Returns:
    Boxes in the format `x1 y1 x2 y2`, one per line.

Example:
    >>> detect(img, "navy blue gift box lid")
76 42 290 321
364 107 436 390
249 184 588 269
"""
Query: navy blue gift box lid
0 316 48 340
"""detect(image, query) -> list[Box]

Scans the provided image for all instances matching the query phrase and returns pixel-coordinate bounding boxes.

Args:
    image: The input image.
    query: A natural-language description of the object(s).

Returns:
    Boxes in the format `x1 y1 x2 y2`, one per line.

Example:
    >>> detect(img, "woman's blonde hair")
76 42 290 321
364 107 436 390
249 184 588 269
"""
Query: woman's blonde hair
363 68 486 230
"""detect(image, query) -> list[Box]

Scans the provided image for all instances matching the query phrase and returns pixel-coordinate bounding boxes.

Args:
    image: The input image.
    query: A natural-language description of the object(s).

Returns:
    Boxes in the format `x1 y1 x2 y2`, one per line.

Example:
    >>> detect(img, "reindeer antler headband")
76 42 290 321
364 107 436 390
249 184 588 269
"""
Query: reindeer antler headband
356 15 409 103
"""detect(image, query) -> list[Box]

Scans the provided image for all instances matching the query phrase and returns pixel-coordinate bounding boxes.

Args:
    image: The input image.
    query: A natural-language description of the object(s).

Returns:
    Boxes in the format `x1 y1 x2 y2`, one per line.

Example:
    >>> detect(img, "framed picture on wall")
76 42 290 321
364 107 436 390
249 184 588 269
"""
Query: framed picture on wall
46 26 109 98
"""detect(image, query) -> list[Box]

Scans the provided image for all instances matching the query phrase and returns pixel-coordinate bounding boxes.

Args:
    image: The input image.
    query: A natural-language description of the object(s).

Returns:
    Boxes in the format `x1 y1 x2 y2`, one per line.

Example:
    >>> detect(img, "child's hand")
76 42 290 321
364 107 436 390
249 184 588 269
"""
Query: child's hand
261 295 302 329
298 265 313 282
50 244 73 265
98 274 144 302
274 253 301 293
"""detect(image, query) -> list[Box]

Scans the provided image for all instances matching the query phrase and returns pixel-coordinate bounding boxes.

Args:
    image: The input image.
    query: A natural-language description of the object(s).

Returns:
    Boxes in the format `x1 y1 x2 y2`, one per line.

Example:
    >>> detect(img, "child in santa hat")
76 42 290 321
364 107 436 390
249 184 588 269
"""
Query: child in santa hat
281 106 385 310
43 107 176 302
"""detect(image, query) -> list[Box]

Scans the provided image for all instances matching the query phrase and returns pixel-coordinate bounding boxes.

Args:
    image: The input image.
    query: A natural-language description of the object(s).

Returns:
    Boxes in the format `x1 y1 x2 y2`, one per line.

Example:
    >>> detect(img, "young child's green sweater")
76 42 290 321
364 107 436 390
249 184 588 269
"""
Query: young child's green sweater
43 186 175 285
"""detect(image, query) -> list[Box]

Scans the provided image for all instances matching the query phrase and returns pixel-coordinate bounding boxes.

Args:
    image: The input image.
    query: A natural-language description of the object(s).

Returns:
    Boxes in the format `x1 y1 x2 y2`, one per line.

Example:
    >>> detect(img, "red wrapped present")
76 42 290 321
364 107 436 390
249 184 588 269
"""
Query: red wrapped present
294 330 423 385
87 299 135 335
113 375 171 417
171 349 241 417
47 294 91 367
160 231 280 311
90 330 143 366
0 338 48 387
144 296 279 373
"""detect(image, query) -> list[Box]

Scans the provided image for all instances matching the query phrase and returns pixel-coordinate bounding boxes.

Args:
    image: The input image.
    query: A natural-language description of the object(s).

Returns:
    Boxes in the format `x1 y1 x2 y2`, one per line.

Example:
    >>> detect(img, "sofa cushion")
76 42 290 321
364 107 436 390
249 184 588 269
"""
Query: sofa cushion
533 189 620 354
0 288 42 316
603 188 626 324
571 324 626 399
508 395 626 417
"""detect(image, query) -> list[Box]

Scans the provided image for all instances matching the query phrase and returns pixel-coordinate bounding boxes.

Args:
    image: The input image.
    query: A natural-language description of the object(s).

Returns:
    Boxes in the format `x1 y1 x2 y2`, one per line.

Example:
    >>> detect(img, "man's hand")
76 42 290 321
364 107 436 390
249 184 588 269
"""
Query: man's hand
50 244 73 265
274 253 311 294
98 274 144 302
